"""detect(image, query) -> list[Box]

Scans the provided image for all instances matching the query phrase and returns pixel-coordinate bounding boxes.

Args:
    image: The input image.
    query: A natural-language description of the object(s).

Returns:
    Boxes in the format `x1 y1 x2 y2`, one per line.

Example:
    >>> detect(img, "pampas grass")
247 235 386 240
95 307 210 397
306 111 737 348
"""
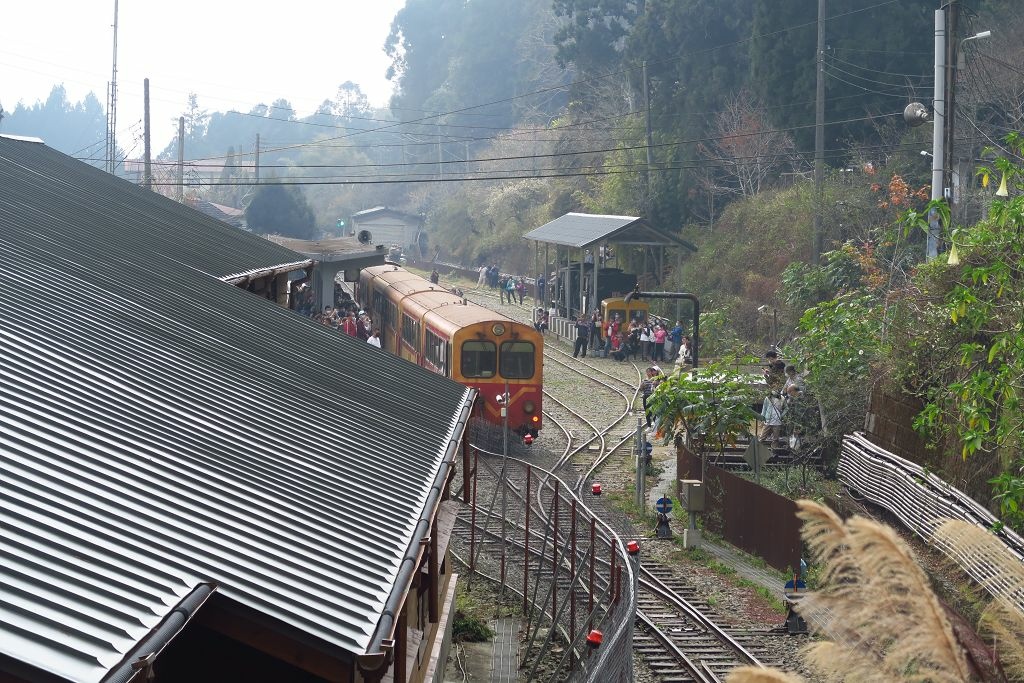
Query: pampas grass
795 500 970 682
726 666 803 683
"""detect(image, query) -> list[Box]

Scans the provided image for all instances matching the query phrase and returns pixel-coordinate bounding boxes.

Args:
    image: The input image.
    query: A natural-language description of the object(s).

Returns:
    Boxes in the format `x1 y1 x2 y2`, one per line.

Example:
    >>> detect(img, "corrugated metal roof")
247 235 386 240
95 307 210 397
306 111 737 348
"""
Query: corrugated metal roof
0 136 306 281
523 212 643 248
523 212 698 252
0 137 474 682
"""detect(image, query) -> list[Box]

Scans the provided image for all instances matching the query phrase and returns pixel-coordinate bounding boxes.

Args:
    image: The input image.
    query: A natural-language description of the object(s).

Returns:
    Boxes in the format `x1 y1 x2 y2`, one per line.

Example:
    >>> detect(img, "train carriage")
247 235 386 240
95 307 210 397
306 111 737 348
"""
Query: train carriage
356 264 543 434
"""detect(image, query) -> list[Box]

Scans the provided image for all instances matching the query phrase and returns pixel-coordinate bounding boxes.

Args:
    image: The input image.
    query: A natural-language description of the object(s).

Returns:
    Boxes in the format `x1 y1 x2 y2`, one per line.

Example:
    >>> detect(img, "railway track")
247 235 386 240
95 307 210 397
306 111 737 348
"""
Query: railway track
453 284 794 682
451 452 787 683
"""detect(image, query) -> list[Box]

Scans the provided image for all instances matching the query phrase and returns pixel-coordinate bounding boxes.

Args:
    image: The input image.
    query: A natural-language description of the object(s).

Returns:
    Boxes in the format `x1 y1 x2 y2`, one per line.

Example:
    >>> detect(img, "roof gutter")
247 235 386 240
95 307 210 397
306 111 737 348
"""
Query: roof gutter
358 387 476 672
220 259 313 285
101 582 216 683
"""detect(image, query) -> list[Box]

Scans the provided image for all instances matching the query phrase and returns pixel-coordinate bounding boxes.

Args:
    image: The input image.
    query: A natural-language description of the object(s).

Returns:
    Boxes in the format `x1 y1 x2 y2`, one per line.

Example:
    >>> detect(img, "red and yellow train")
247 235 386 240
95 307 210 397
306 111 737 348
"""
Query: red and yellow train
355 264 543 435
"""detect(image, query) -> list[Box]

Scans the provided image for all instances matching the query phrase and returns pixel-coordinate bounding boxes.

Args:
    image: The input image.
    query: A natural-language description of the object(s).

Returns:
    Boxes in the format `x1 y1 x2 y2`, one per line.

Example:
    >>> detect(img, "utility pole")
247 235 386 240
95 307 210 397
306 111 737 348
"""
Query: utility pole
143 78 152 190
928 8 947 260
943 0 961 216
105 0 119 175
642 60 654 202
177 117 184 201
812 0 826 265
255 133 261 184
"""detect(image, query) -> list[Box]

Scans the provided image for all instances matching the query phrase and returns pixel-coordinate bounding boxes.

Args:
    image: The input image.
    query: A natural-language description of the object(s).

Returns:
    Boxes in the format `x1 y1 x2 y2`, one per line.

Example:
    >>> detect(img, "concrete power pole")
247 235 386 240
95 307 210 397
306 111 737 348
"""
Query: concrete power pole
143 78 151 190
928 9 947 260
812 0 826 266
177 117 185 201
943 0 961 219
255 133 261 184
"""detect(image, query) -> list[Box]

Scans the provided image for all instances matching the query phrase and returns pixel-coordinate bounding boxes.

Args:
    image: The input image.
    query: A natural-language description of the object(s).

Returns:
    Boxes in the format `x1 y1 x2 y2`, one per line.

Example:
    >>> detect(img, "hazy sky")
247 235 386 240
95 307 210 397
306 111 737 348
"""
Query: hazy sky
1 0 407 150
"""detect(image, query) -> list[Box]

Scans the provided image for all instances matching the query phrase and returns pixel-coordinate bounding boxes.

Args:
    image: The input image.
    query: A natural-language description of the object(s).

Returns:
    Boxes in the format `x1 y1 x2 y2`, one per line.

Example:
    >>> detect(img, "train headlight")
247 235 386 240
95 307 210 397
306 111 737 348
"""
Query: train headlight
491 323 506 335
531 415 540 423
523 400 535 414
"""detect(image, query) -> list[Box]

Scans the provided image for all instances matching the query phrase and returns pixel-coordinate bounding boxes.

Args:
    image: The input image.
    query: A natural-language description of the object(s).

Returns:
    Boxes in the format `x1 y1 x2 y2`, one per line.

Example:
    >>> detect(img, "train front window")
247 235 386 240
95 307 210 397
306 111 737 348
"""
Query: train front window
461 341 496 378
500 341 535 379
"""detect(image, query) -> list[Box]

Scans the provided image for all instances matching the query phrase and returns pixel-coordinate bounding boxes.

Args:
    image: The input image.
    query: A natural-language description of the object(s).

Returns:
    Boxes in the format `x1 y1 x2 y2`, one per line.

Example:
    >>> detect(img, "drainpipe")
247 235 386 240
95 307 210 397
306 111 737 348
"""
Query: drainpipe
624 287 701 368
101 583 216 683
358 388 476 679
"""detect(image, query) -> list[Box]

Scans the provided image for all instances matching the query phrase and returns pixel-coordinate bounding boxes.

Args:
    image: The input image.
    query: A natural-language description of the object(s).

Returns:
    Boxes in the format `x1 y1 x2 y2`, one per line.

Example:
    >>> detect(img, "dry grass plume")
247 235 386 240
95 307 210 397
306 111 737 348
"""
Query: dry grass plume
725 666 803 683
795 500 970 682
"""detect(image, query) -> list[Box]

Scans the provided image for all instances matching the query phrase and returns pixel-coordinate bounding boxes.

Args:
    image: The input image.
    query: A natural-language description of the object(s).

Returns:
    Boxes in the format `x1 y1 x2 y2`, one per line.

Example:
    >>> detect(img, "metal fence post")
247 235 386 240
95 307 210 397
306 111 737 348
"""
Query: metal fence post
523 465 531 613
589 518 596 630
553 480 560 623
470 447 478 575
570 499 577 671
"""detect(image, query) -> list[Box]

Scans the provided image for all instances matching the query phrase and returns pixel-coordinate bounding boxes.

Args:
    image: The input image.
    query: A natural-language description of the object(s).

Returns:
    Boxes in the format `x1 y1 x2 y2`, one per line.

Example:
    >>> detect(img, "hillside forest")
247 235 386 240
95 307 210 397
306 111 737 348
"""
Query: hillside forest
3 0 1023 529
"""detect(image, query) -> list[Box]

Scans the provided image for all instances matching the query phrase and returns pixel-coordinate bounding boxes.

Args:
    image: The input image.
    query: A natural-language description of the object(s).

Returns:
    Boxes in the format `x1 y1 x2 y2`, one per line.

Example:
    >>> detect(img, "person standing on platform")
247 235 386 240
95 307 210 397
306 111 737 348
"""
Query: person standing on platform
653 324 667 362
498 274 508 304
367 329 382 348
589 312 602 351
537 274 546 303
668 320 684 362
573 315 590 358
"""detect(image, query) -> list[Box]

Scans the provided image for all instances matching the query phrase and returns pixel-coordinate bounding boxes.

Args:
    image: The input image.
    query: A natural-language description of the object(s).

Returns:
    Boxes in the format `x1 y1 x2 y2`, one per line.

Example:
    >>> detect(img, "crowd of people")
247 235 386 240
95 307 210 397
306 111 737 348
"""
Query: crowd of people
759 349 812 448
566 311 693 366
292 283 383 348
476 265 530 306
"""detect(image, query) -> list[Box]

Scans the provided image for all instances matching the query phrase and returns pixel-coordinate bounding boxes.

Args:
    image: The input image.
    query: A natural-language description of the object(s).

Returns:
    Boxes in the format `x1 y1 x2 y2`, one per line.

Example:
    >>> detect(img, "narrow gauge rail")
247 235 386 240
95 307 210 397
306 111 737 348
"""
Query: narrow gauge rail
636 566 775 682
454 445 781 682
452 446 636 682
454 283 783 681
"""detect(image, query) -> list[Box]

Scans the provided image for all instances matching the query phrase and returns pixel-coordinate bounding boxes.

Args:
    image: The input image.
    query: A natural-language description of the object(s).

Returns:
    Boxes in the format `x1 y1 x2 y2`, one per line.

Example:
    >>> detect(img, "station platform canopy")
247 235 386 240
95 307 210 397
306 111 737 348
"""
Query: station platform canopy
524 212 696 252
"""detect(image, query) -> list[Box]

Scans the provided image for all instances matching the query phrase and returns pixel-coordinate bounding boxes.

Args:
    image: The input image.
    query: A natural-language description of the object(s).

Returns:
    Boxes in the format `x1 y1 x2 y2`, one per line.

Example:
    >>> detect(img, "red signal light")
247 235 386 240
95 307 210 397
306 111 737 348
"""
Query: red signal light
592 483 602 495
627 540 640 556
586 629 603 649
524 434 534 446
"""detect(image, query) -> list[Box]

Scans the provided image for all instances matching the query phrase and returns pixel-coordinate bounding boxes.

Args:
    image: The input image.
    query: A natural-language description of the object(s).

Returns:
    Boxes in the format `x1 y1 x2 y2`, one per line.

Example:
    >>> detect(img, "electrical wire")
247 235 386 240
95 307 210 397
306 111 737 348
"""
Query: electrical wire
824 63 931 92
823 68 918 99
826 53 934 81
144 136 953 187
79 111 902 172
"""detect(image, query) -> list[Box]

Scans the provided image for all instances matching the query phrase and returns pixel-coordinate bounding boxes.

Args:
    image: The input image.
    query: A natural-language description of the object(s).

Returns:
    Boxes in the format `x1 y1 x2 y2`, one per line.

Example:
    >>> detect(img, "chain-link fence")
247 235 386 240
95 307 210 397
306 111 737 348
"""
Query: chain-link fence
453 419 636 682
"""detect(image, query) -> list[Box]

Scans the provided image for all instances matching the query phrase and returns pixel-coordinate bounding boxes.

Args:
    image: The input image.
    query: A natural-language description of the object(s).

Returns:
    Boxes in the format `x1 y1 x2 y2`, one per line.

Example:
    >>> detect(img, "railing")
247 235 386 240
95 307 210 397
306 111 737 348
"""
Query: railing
839 431 1024 611
454 419 636 682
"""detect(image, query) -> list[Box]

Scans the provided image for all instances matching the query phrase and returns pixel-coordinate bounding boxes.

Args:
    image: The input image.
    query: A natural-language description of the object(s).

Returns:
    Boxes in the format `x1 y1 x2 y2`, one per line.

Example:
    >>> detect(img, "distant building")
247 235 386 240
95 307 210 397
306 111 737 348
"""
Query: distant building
351 206 428 259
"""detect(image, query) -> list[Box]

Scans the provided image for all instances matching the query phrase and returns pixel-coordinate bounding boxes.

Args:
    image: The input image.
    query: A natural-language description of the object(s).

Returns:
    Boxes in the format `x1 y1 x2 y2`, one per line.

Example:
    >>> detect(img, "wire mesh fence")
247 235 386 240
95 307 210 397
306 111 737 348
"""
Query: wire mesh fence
454 419 637 682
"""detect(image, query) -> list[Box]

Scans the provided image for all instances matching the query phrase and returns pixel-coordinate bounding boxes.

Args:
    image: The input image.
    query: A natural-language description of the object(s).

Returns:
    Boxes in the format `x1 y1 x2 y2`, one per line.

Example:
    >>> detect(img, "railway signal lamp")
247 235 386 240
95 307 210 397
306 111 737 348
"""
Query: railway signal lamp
592 483 602 495
626 540 640 556
523 434 534 446
586 629 603 649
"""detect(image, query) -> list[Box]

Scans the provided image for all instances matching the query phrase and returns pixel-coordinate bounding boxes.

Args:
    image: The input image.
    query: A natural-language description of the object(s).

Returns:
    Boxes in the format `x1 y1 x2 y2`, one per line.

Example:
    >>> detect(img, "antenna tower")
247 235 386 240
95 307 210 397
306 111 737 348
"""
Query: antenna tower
105 0 119 174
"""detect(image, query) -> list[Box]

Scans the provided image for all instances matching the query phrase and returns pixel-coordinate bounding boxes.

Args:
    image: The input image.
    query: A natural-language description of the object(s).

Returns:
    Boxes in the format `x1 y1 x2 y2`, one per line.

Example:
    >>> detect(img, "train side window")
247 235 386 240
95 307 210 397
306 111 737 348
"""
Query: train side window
402 313 420 351
461 341 496 378
500 341 535 379
425 329 449 375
